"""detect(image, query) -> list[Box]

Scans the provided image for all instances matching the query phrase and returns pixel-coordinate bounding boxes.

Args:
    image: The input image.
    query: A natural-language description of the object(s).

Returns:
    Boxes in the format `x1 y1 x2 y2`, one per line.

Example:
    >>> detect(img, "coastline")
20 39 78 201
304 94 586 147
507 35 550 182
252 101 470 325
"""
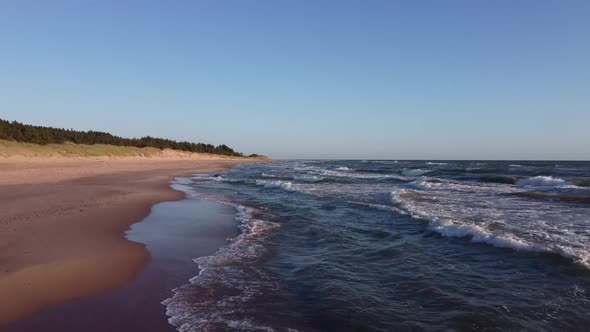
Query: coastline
0 156 255 326
3 193 240 332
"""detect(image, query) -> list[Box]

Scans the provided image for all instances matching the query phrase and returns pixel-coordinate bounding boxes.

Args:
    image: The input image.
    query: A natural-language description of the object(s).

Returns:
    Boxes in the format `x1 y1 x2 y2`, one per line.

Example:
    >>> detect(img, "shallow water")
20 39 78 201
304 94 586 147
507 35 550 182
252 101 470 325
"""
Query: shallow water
165 160 590 331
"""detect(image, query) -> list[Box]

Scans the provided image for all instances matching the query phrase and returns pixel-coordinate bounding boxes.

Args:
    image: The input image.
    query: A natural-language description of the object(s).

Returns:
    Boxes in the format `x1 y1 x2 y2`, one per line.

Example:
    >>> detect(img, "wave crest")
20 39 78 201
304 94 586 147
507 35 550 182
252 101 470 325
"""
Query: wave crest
390 190 590 269
293 174 323 182
517 176 567 187
255 180 294 191
402 169 430 177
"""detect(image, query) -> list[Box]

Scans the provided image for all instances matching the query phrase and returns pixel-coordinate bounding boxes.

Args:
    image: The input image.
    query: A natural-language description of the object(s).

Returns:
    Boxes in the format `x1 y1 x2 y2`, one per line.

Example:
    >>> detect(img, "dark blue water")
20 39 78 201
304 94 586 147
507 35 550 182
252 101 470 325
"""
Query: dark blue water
164 160 590 332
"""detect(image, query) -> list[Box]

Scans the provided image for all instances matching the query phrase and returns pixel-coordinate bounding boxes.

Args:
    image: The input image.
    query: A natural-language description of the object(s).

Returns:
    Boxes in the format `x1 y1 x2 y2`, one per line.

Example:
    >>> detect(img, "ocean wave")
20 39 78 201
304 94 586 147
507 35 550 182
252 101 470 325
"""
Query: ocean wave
390 190 590 269
190 173 227 182
353 168 393 174
426 162 448 165
169 160 590 330
335 166 351 171
370 160 399 164
509 192 590 203
256 180 294 191
429 219 543 251
348 200 408 216
479 175 587 188
429 167 492 175
402 169 430 177
315 168 409 181
479 175 523 185
405 178 494 193
163 205 283 332
517 176 569 187
212 175 226 182
293 174 324 182
171 178 201 198
390 190 405 206
261 172 281 178
407 181 439 190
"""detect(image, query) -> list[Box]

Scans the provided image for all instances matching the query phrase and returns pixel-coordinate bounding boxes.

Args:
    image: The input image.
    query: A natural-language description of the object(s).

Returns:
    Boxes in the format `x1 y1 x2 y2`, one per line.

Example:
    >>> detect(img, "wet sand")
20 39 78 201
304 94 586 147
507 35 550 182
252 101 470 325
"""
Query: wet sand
3 197 239 332
0 157 253 326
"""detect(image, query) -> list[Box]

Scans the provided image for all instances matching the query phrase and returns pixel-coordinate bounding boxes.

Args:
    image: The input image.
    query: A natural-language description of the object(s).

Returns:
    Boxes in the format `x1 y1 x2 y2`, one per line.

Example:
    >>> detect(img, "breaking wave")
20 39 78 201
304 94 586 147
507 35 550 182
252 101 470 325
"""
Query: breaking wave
402 169 430 177
163 205 285 332
292 174 323 182
163 160 590 331
313 168 409 181
407 180 439 190
390 190 590 269
255 180 294 191
517 176 568 187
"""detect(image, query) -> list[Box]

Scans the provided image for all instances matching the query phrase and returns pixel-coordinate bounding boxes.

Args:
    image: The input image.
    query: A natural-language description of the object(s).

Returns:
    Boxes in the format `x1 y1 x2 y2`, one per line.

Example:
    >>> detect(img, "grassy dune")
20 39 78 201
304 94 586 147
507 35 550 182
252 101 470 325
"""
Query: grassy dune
0 139 185 158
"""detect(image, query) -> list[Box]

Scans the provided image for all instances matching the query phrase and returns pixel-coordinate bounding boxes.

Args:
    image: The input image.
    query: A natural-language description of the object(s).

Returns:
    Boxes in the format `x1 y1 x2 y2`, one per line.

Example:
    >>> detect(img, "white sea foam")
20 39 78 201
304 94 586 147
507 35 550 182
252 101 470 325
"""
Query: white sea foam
391 189 539 252
424 179 498 193
390 190 405 206
256 180 294 191
517 176 568 187
426 162 448 165
335 166 351 171
171 177 202 198
293 174 323 182
314 168 408 181
261 172 280 178
191 174 226 182
428 219 542 251
163 204 283 331
407 181 438 190
390 189 590 269
350 200 408 215
402 169 430 177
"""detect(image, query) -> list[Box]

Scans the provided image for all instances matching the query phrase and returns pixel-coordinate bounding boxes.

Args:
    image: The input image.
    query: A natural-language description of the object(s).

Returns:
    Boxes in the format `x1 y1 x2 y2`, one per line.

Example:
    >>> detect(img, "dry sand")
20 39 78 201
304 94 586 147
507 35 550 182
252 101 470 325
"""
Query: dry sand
0 155 257 326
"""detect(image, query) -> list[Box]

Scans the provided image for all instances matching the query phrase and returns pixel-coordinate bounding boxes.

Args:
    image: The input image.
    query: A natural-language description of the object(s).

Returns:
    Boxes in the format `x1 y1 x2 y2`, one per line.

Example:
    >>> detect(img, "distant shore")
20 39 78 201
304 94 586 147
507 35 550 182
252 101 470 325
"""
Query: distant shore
0 154 258 326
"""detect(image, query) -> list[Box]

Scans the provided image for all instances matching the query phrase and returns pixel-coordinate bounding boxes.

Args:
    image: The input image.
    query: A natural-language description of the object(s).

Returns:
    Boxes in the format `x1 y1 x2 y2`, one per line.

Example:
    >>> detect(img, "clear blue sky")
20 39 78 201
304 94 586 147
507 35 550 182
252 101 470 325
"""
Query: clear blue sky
1 1 589 159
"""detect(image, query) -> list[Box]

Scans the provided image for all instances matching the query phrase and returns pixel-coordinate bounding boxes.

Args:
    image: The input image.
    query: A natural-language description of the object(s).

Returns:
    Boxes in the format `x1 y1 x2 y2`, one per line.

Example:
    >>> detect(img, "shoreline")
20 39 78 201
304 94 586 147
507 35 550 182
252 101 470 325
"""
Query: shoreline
0 157 256 326
3 190 240 332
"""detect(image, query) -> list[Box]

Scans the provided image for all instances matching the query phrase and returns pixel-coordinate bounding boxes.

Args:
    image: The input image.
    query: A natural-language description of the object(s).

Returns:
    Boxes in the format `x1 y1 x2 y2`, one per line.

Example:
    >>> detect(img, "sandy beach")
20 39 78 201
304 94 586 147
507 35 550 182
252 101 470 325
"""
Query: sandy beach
0 155 254 326
3 197 239 332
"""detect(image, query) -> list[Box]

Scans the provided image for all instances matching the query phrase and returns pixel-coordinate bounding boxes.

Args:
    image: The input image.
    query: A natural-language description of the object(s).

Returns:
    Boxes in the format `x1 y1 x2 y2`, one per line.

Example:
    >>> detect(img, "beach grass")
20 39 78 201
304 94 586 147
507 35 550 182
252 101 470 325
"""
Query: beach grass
0 139 164 158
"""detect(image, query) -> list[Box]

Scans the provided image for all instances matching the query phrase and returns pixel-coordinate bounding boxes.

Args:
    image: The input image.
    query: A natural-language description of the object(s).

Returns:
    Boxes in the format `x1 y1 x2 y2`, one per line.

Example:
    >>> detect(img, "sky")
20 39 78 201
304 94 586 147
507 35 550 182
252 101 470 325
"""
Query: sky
0 1 589 160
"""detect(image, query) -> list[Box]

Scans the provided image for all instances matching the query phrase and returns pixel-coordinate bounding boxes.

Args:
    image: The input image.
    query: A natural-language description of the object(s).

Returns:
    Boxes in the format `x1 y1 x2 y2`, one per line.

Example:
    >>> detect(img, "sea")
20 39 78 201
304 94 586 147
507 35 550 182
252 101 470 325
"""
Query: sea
162 160 590 332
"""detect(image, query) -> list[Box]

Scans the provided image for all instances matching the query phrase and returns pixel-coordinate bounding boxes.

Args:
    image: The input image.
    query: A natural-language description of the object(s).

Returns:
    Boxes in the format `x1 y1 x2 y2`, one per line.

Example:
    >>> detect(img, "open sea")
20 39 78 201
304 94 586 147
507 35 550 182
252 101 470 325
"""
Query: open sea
163 160 590 332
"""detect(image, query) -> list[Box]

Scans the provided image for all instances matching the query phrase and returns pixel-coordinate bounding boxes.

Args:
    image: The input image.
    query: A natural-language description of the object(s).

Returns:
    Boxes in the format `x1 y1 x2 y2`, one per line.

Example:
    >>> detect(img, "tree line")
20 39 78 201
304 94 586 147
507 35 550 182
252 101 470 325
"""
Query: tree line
0 118 246 157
